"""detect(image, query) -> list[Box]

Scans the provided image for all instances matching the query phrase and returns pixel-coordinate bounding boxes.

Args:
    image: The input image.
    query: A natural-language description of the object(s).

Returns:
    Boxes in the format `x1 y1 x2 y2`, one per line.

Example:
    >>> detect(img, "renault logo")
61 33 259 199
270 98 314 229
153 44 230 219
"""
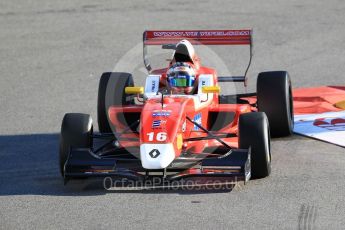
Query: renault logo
149 149 161 158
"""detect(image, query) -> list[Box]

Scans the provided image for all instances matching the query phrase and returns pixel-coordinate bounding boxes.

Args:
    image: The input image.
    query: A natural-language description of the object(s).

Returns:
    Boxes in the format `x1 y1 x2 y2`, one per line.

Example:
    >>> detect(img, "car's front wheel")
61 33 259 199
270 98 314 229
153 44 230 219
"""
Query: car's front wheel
239 112 271 179
59 113 93 177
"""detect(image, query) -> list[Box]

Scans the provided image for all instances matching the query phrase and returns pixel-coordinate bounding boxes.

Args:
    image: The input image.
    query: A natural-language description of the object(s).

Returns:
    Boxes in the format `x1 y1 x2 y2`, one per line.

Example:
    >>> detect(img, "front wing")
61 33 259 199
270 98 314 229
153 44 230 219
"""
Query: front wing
63 147 251 184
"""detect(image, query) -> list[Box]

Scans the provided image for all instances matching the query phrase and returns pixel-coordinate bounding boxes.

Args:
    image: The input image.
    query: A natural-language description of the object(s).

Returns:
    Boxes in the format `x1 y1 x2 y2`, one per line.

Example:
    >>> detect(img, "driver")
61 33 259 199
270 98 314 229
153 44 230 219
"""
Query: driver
166 62 196 94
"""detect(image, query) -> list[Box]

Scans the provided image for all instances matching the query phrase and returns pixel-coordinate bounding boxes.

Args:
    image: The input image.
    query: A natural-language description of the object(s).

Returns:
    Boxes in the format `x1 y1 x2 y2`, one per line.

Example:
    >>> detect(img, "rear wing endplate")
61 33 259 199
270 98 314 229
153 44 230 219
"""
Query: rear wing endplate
143 30 253 85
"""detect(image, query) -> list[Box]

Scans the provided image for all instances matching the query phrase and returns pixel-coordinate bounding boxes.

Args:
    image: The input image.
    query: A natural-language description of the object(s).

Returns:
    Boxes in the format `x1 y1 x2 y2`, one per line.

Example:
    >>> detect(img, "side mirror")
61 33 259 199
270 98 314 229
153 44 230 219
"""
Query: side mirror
335 100 345 109
125 87 144 94
202 86 221 94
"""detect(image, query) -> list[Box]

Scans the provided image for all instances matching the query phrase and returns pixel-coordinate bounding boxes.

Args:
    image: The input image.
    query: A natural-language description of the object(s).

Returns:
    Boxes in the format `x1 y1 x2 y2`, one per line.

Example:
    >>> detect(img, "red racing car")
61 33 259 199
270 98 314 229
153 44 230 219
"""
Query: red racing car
59 30 293 184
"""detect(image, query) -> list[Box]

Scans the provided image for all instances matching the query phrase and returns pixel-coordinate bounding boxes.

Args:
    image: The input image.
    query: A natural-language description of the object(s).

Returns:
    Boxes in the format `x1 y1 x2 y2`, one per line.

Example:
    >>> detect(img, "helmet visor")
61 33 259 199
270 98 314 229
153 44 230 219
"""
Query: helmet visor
168 72 195 87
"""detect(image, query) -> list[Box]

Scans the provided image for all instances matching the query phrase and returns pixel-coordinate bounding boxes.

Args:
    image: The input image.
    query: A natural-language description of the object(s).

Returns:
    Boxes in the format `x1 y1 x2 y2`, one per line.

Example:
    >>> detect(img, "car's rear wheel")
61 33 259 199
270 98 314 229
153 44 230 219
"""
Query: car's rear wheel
257 71 294 137
97 72 134 133
239 112 271 179
59 113 93 177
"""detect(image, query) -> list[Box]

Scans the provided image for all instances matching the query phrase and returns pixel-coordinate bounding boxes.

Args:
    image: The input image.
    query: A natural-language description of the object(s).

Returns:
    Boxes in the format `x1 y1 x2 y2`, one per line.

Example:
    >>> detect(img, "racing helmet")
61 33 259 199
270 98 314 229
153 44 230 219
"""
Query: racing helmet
167 62 196 93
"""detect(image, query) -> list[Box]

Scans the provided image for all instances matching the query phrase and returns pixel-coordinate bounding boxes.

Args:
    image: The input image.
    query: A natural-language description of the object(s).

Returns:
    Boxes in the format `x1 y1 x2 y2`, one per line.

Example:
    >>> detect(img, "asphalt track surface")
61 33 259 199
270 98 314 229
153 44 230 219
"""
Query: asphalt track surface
1 1 345 229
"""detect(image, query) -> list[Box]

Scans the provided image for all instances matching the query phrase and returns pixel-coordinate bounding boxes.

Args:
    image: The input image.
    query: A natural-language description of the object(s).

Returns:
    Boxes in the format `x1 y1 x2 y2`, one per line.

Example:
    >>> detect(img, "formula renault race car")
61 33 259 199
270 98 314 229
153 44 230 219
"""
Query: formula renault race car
59 30 294 184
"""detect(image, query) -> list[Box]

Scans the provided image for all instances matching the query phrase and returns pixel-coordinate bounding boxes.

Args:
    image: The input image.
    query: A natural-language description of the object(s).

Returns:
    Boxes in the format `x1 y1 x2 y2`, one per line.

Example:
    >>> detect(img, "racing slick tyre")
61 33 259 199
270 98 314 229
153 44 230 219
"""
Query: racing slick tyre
239 112 271 179
97 72 134 133
59 113 93 176
257 71 294 137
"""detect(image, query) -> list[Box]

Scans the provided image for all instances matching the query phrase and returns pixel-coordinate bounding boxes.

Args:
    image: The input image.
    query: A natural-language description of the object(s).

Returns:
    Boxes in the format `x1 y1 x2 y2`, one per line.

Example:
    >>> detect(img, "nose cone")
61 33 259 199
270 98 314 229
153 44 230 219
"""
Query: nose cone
140 143 175 169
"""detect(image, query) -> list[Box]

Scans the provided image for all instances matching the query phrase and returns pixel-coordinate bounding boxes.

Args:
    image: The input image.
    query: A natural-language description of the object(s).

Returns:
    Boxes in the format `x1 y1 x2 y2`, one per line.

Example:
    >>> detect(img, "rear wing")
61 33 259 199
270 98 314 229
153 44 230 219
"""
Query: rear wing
143 30 253 85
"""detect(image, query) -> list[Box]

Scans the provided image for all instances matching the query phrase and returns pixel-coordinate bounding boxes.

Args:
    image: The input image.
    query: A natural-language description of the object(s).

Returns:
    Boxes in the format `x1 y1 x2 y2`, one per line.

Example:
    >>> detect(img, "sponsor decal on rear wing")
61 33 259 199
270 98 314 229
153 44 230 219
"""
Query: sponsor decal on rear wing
143 30 252 45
